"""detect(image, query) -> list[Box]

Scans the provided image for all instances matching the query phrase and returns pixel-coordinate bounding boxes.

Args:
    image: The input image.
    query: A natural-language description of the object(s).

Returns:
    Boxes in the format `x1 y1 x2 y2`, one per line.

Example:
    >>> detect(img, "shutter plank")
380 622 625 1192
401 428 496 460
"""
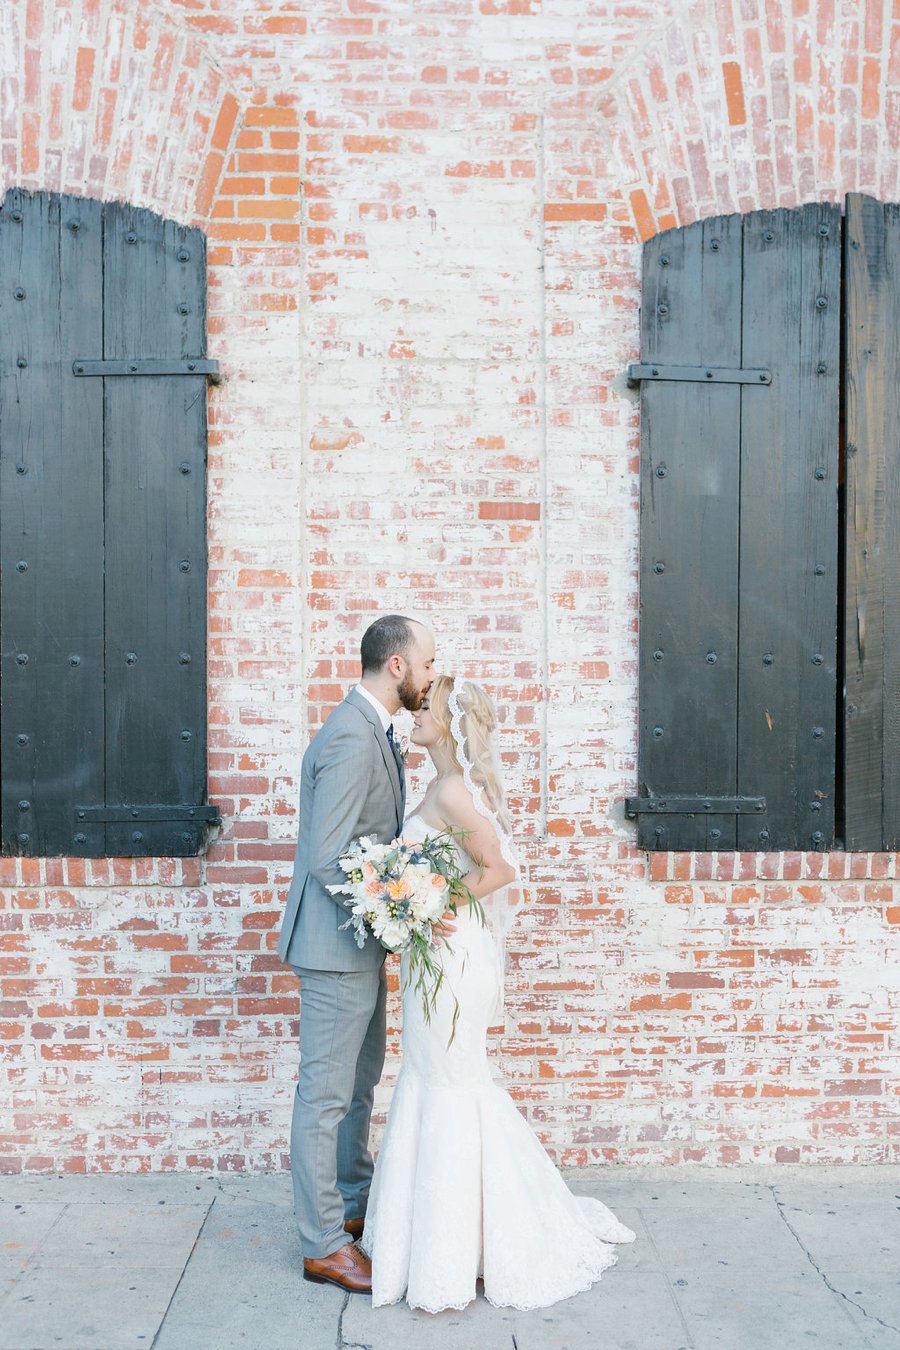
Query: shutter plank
737 203 840 850
843 193 900 849
0 190 105 856
637 215 742 850
102 203 210 856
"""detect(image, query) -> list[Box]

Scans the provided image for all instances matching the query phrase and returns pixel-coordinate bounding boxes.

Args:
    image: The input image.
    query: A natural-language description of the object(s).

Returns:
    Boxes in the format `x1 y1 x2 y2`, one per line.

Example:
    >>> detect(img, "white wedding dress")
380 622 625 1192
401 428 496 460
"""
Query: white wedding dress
360 812 636 1312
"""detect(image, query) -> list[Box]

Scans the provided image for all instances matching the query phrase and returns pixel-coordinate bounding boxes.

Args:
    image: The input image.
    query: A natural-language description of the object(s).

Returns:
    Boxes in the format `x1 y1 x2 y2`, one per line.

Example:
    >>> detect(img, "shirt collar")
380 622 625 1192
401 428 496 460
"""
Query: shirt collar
354 683 393 733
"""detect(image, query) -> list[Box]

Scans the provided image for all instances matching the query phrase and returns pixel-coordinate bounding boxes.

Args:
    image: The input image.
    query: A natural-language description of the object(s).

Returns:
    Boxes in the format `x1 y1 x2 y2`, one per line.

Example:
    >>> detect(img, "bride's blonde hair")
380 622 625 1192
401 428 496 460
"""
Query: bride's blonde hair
428 675 513 835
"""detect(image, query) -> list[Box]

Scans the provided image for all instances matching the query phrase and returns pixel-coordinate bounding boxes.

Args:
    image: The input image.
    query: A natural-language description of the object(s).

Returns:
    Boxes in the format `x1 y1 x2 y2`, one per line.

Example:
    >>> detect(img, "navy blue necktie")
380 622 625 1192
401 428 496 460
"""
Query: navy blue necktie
386 723 394 748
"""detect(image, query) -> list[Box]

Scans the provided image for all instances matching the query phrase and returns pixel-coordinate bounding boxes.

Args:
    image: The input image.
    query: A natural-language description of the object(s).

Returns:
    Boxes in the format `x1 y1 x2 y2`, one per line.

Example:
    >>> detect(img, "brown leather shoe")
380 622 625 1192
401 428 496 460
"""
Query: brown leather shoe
303 1242 372 1294
343 1217 365 1240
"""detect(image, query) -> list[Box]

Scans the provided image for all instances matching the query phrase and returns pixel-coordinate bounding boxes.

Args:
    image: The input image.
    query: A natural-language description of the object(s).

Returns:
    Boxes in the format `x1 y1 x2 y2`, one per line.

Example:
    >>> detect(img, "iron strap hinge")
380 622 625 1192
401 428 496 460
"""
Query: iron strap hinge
626 363 771 387
73 359 220 379
625 794 766 819
74 804 221 823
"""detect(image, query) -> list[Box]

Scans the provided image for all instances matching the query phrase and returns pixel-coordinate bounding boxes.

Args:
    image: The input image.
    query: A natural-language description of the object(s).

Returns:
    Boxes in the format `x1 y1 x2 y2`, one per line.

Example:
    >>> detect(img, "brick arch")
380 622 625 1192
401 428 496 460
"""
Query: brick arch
598 0 899 240
2 0 243 226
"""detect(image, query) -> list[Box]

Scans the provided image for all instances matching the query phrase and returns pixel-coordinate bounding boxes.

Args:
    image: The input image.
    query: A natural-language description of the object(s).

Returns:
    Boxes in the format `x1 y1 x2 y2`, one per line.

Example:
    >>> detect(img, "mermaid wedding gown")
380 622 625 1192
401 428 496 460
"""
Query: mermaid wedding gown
360 812 636 1312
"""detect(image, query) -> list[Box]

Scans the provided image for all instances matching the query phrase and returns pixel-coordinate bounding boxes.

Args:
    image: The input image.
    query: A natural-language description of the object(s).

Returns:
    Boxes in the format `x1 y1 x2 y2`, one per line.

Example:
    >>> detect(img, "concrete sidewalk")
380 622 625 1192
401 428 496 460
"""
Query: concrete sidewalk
1 1167 899 1350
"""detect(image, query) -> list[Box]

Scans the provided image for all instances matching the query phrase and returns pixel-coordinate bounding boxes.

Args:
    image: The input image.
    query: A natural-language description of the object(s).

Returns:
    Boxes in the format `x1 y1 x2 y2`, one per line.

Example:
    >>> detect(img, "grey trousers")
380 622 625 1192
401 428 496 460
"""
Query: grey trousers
290 963 387 1259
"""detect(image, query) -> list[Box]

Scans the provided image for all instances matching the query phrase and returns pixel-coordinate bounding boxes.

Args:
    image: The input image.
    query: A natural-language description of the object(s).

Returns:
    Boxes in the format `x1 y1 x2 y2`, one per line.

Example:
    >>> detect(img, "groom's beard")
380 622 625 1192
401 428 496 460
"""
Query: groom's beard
397 670 429 712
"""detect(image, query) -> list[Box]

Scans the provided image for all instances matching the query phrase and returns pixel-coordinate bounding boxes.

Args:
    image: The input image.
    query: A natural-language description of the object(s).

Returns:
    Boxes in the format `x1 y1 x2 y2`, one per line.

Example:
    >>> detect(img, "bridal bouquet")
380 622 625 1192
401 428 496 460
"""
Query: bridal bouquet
327 832 484 1042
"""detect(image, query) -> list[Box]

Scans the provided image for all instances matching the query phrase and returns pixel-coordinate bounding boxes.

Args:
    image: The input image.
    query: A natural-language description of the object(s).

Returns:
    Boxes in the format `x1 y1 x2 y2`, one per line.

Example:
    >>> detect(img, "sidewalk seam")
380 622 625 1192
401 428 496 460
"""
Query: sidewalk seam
769 1184 900 1337
149 1193 219 1350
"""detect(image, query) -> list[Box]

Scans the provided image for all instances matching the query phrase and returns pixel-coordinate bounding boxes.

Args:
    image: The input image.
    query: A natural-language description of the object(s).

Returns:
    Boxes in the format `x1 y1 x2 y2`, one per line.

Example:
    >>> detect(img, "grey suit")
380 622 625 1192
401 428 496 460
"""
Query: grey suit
279 689 405 1258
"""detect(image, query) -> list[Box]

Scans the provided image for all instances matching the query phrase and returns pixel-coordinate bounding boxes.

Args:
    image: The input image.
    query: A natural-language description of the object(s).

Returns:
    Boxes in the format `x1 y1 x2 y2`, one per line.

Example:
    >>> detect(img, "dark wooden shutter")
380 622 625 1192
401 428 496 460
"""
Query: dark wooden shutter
627 203 840 850
843 193 900 849
0 189 219 856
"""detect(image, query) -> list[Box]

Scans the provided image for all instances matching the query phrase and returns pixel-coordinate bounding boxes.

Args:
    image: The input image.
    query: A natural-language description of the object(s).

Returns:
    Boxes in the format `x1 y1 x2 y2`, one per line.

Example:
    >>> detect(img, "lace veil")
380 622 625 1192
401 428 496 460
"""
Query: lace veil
447 679 525 1018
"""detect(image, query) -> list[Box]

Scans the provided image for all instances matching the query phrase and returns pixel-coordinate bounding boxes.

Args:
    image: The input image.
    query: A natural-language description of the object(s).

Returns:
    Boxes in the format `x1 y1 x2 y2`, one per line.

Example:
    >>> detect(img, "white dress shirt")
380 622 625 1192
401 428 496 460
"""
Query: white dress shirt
354 683 393 735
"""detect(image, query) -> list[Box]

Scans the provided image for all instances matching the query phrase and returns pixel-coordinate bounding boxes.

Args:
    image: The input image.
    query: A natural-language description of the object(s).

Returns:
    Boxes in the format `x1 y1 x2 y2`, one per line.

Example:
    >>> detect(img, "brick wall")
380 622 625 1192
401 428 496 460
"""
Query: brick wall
1 0 898 1173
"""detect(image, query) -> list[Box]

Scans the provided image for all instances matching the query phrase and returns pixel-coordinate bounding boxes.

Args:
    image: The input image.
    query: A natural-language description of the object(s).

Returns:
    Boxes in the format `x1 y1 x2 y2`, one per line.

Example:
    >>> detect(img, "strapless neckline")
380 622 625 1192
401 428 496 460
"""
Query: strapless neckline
402 812 474 871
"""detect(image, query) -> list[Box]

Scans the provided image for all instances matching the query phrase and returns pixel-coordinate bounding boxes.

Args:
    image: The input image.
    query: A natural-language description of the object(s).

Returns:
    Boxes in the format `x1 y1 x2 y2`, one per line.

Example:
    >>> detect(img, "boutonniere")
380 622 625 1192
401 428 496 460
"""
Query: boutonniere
395 731 412 760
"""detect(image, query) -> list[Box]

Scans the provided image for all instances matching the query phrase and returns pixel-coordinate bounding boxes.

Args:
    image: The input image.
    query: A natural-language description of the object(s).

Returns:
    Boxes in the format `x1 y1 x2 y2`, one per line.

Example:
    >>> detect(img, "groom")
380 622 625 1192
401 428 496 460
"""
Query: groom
278 614 437 1293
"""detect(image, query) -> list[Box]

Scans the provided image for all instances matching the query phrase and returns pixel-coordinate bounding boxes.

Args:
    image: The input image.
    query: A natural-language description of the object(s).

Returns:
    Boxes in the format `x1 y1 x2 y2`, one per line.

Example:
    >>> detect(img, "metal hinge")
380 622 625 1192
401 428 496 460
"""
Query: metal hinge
74 804 221 823
626 363 771 387
625 794 766 819
73 359 220 381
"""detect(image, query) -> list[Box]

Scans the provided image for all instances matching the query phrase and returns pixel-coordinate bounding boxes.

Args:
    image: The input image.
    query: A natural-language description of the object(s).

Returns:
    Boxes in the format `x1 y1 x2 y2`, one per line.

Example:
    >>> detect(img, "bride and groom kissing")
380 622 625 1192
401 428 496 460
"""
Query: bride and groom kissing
277 614 635 1312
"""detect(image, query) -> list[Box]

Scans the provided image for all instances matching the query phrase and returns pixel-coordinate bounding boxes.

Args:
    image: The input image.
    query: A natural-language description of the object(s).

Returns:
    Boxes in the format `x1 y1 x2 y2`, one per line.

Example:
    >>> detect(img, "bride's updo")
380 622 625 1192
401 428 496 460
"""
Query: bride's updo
428 675 513 835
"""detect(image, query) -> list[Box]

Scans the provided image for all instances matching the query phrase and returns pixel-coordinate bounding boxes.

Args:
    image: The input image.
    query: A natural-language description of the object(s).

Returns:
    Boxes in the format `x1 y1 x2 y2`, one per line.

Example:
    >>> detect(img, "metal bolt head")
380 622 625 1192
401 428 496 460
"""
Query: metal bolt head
656 464 668 477
17 800 30 811
16 357 27 368
762 652 774 665
74 832 87 845
814 467 826 480
706 651 717 664
763 229 774 242
126 652 137 665
177 303 190 315
817 223 830 237
812 652 823 665
816 362 827 374
815 295 828 310
654 562 665 574
179 559 191 572
657 303 669 316
710 238 720 251
132 831 144 843
126 231 137 243
659 254 669 266
15 560 27 571
68 654 80 666
178 249 191 262
814 563 825 575
16 832 29 844
13 286 25 299
180 729 192 741
178 651 192 664
10 210 22 222
69 219 81 232
15 652 28 665
651 725 664 739
179 462 192 475
16 733 29 746
810 800 821 812
653 648 664 662
812 725 824 739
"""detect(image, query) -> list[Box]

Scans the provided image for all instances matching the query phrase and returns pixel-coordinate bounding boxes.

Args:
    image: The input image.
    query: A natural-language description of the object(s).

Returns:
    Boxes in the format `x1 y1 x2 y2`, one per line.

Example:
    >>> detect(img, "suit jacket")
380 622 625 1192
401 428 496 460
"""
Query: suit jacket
278 688 406 971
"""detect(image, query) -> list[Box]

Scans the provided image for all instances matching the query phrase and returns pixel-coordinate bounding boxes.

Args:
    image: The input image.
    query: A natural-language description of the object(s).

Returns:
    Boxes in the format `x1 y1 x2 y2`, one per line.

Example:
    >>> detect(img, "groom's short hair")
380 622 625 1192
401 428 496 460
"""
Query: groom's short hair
360 614 418 673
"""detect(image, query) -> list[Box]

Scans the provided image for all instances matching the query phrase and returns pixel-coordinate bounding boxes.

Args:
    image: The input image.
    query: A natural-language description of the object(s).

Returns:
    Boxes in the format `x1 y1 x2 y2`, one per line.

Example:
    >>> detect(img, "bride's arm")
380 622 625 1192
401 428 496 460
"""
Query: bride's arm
434 775 517 902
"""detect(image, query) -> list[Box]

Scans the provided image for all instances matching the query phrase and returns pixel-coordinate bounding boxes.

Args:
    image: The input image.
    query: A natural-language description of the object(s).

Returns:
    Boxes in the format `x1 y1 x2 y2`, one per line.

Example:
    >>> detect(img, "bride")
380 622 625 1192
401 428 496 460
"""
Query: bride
360 674 636 1312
